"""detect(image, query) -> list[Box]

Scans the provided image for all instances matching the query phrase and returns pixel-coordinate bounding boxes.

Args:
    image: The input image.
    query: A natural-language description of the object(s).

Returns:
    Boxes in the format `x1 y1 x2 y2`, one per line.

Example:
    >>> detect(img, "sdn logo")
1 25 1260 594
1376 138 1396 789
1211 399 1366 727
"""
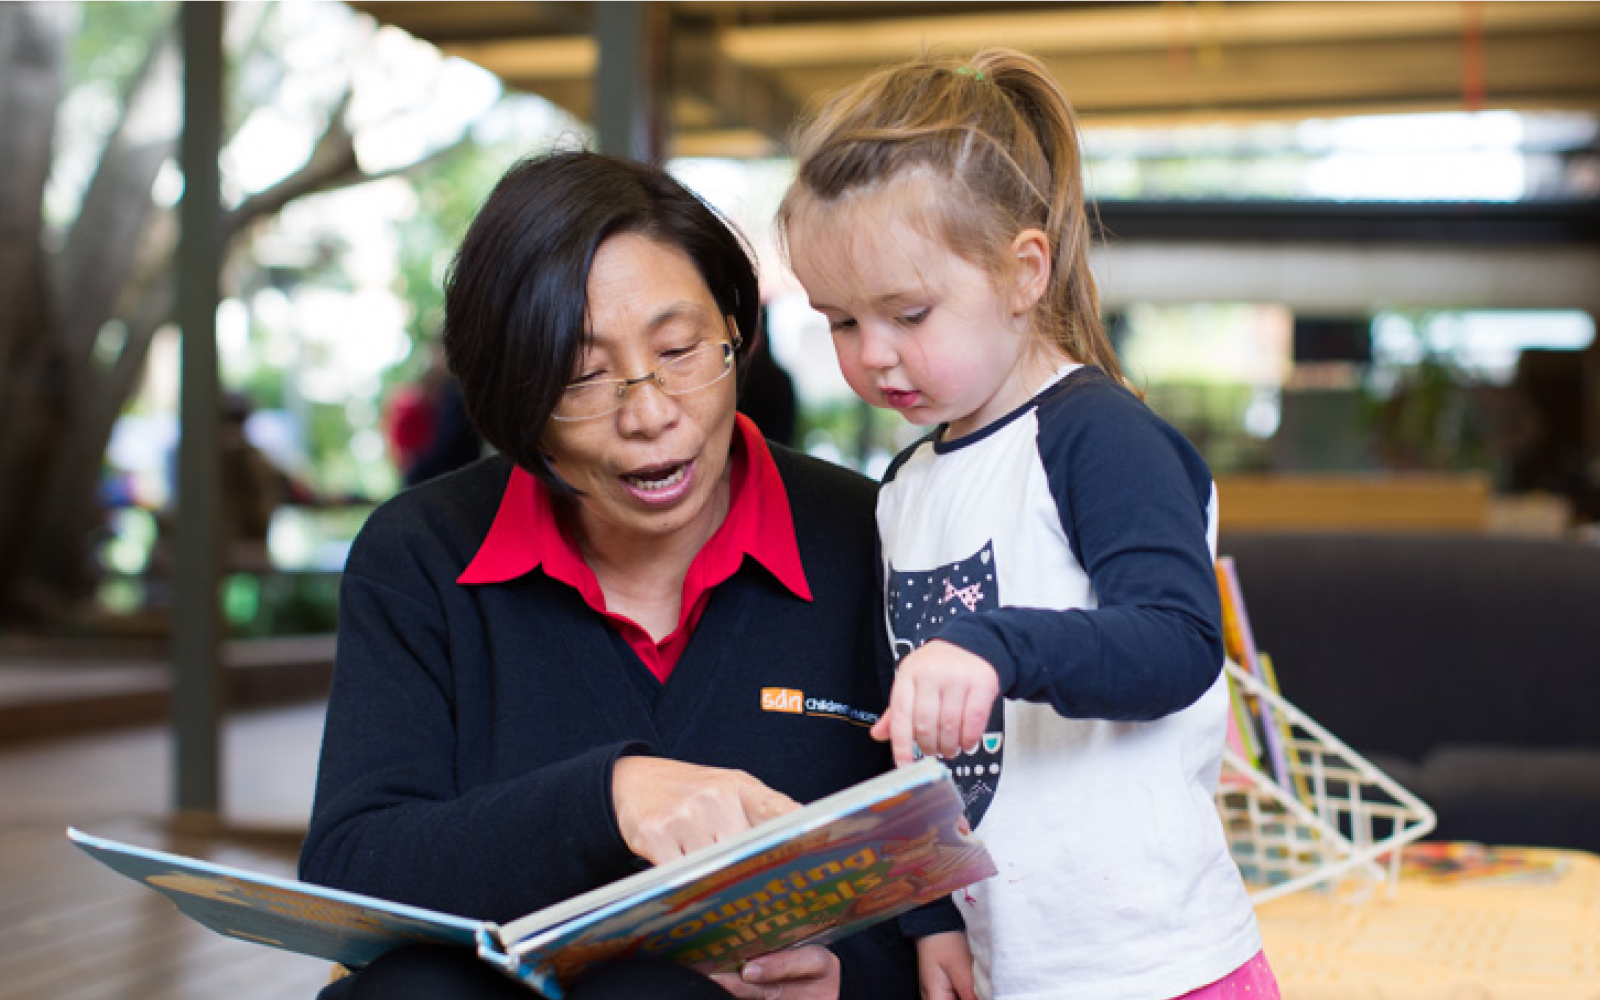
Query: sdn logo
760 687 803 714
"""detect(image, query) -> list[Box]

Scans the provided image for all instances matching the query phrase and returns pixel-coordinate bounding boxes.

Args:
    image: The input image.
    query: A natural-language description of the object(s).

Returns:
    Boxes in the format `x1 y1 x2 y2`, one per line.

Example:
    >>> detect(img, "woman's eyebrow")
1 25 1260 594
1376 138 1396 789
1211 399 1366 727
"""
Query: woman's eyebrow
585 301 711 347
645 301 713 334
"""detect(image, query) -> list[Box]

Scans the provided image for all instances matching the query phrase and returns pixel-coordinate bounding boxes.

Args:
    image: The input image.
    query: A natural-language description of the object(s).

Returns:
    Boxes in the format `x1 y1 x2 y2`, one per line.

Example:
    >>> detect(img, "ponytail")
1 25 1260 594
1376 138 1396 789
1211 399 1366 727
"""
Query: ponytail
778 47 1124 385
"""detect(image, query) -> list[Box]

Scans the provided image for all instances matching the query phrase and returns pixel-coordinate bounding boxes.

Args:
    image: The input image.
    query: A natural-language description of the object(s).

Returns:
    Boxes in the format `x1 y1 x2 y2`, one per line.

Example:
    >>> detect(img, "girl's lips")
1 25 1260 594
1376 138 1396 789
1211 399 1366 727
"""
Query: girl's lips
620 458 695 507
881 388 921 410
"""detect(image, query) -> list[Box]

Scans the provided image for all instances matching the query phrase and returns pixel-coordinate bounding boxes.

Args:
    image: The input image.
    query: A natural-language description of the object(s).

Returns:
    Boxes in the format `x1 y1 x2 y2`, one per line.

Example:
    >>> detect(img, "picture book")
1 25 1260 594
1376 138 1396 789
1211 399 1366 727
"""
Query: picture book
1216 556 1292 788
69 757 994 998
1402 841 1573 885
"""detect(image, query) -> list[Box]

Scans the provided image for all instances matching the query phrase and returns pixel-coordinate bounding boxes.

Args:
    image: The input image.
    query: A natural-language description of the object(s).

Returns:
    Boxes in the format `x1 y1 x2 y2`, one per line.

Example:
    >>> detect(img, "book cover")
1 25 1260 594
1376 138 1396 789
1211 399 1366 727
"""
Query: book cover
66 826 533 982
70 758 992 997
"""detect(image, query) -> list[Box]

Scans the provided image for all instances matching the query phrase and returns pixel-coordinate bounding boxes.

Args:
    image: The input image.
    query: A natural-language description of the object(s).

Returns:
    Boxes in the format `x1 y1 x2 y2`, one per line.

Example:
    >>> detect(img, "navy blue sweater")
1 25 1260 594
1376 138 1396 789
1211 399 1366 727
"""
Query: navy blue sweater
299 447 918 997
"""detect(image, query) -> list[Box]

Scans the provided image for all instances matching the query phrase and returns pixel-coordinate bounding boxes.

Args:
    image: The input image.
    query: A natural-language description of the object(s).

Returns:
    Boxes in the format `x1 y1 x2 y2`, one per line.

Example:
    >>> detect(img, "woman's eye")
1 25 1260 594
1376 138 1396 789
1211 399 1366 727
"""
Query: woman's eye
571 368 607 385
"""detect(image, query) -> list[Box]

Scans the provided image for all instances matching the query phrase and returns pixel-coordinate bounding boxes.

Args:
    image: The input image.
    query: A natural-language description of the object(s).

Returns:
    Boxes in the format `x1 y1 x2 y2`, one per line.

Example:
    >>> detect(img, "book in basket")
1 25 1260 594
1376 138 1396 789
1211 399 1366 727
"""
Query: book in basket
68 757 993 997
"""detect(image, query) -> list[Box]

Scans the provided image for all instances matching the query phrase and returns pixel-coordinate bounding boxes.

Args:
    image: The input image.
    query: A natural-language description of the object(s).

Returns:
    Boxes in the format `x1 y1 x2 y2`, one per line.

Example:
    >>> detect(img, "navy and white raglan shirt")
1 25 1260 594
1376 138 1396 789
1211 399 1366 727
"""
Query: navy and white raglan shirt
878 365 1261 1000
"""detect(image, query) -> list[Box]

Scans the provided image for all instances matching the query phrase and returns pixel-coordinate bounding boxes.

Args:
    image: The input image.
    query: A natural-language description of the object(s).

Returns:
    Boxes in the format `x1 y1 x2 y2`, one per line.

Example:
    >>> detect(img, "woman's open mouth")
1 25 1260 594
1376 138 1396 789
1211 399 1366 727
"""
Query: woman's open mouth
621 460 694 505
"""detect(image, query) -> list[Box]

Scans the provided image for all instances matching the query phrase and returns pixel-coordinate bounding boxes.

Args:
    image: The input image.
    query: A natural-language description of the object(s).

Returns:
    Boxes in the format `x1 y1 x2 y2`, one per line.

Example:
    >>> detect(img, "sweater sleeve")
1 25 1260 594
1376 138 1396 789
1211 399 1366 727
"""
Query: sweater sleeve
935 386 1224 722
298 510 650 924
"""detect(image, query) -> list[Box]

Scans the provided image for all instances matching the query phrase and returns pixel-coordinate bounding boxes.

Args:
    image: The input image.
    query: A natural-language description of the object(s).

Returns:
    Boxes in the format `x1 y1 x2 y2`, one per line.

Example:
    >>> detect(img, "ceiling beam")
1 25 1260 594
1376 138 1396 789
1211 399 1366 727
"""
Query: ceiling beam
1095 242 1600 312
672 26 801 153
717 2 1599 67
1095 201 1600 246
760 33 1600 127
342 2 1600 152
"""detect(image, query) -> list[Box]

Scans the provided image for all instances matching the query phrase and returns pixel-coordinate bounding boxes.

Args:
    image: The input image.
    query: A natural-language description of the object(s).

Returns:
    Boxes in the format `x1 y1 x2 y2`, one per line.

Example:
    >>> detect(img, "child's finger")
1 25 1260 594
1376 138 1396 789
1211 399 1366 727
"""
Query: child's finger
937 712 964 761
911 677 945 762
888 677 920 766
869 707 892 743
961 685 994 754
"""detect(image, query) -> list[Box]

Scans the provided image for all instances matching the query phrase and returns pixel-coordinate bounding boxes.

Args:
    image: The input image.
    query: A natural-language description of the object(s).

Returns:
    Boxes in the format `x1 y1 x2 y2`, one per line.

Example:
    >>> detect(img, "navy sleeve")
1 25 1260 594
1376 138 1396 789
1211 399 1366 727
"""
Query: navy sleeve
897 897 967 939
298 506 650 923
935 382 1224 721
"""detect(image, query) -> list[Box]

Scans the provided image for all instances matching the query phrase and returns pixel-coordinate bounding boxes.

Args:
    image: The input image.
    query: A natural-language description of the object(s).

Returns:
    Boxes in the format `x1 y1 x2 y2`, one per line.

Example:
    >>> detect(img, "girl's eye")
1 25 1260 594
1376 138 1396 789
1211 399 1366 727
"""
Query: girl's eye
899 308 930 326
827 316 858 333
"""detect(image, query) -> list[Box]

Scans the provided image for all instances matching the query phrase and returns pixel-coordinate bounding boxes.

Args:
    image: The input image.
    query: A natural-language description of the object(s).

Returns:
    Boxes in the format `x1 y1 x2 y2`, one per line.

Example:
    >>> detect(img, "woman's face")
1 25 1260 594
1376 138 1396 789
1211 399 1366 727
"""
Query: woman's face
541 232 741 554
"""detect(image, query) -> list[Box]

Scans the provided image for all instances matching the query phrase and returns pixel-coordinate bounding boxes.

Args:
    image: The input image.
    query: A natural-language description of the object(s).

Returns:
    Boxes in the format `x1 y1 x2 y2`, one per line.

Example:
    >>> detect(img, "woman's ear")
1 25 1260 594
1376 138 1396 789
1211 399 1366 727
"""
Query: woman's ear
1008 229 1052 316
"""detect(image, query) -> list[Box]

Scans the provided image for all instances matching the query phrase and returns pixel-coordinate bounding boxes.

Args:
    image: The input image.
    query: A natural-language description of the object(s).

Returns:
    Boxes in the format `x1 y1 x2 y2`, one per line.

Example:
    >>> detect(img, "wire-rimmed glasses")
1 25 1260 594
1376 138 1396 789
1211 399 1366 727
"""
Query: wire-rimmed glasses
550 338 739 422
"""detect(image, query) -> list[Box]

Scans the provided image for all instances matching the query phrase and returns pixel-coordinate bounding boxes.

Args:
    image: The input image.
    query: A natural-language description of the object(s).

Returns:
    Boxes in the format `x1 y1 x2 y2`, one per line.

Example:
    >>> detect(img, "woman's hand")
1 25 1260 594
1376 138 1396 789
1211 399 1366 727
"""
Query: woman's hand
915 931 976 1000
870 640 1000 767
611 756 800 865
711 945 841 1000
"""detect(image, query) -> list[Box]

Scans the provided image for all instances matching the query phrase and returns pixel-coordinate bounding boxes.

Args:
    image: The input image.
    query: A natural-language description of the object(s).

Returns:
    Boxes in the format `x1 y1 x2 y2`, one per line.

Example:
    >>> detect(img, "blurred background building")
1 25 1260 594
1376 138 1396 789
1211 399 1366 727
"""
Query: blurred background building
3 0 1598 642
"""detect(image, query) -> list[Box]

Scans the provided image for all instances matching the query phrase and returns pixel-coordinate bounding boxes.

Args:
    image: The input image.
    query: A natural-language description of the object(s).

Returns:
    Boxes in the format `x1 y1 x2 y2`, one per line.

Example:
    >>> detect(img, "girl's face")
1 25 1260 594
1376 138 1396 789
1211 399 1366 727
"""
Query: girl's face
787 194 1063 440
540 232 740 553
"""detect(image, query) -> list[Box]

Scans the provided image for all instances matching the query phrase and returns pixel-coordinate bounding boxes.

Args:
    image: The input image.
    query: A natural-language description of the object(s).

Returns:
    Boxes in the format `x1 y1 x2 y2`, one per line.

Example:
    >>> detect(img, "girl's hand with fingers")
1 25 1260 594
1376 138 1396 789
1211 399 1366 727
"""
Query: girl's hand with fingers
870 640 999 766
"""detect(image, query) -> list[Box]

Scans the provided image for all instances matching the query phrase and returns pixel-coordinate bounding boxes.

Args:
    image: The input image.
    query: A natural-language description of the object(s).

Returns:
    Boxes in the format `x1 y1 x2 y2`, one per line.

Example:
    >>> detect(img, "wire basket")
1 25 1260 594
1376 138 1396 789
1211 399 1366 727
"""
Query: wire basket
1215 660 1436 904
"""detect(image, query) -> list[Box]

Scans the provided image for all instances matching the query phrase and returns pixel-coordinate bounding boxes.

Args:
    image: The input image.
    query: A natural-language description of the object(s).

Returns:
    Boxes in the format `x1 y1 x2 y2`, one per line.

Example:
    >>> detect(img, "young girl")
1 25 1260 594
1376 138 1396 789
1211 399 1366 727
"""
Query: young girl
777 49 1277 1000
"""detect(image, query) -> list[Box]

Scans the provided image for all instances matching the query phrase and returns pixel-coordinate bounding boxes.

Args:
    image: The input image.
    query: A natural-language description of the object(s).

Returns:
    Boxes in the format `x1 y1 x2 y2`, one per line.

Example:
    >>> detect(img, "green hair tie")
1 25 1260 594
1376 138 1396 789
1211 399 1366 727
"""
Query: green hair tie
956 66 985 82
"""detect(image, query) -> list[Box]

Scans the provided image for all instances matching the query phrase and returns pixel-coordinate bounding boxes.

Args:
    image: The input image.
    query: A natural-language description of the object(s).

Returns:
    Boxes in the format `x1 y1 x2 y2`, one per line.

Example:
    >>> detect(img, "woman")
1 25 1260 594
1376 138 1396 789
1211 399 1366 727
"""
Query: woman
298 151 921 999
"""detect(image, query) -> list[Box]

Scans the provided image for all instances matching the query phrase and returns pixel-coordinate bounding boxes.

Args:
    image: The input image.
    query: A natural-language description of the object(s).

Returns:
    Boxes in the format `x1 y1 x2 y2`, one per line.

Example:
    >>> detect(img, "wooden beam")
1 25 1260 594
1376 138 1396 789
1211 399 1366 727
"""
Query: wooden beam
769 31 1600 123
1093 242 1600 313
174 0 224 822
341 1 1600 144
717 2 1600 67
672 22 802 144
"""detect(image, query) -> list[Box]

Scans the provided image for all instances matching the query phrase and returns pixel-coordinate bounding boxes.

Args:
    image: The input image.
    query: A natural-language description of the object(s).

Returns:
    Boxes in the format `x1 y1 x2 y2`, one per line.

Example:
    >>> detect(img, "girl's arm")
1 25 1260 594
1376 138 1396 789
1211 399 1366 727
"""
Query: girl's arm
935 383 1225 722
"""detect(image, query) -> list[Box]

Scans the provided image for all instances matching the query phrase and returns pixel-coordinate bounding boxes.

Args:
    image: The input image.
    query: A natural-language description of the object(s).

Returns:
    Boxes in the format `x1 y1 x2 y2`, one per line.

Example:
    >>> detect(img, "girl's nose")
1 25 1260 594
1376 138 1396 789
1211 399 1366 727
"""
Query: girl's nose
856 325 898 371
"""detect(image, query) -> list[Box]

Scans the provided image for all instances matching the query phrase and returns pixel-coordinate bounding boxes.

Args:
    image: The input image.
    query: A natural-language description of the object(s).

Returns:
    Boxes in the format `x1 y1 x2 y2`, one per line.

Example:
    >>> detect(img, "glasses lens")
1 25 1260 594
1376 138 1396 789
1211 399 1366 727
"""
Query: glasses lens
660 342 733 396
551 341 733 421
554 382 615 420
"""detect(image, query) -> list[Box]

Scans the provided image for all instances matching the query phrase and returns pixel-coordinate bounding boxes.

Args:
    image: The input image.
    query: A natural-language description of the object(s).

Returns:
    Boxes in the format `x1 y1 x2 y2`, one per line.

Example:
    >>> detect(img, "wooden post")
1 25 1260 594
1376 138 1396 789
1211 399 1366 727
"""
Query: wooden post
173 1 224 823
594 1 665 163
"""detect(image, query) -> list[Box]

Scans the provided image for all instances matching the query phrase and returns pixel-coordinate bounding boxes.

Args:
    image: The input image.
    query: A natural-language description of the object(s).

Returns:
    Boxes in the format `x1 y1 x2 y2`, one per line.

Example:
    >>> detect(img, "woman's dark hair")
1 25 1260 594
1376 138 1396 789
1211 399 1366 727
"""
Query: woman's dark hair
442 150 759 493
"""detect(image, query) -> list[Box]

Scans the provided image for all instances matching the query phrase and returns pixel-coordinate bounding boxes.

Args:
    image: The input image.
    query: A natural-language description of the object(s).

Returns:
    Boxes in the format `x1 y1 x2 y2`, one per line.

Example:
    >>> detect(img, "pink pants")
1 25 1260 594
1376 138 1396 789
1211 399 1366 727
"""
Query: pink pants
1172 951 1279 1000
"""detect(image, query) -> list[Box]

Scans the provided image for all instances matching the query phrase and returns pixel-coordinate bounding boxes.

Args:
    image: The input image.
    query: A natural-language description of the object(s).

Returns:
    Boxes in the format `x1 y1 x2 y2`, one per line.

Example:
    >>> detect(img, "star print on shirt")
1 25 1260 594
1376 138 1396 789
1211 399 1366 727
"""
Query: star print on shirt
886 540 1006 827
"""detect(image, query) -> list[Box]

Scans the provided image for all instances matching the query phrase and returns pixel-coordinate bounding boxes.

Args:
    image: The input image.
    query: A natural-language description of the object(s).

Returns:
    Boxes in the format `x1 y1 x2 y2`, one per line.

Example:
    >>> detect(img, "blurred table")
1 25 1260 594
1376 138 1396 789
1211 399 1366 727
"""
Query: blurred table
1257 844 1600 999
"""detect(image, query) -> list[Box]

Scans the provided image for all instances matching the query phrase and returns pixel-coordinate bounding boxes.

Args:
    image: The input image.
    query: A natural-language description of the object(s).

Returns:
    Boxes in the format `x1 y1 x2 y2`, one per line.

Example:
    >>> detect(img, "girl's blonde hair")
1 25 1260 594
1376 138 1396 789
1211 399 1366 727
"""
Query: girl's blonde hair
777 47 1124 385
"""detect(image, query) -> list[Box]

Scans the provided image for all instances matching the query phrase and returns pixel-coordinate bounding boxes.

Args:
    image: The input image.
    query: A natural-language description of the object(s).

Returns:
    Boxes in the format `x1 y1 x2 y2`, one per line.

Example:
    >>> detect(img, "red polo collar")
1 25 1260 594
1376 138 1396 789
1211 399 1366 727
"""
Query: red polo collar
458 414 811 680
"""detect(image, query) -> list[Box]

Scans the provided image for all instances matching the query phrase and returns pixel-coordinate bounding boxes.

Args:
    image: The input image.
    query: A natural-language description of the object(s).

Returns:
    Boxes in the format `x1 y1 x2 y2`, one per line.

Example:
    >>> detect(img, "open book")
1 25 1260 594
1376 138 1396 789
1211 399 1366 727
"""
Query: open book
69 758 993 998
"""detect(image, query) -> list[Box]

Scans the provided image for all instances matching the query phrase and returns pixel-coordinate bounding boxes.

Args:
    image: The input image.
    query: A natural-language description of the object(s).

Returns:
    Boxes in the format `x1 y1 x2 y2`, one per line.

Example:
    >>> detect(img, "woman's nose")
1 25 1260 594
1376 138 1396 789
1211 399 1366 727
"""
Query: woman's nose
614 375 678 435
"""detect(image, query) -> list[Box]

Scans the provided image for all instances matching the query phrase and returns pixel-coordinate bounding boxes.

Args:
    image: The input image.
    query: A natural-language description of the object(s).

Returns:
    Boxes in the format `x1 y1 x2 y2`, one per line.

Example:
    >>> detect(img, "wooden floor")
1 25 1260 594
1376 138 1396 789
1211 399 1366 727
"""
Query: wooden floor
0 702 337 1000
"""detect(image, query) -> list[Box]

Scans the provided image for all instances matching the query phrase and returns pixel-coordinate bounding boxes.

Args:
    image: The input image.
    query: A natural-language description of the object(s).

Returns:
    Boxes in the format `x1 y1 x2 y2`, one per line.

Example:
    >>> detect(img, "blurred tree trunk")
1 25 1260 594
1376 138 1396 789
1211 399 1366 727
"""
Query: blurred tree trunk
0 4 450 630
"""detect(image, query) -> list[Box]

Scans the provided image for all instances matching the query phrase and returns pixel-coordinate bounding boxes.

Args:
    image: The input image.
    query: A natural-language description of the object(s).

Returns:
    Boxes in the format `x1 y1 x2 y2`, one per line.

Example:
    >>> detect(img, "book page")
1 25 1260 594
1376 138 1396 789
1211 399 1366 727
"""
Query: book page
67 827 490 970
503 758 994 986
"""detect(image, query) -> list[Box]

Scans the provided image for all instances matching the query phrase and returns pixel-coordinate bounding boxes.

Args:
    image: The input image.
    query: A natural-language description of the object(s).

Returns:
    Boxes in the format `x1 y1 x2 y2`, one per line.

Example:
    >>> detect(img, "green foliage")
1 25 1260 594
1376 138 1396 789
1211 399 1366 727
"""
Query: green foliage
69 1 171 89
391 142 520 362
1143 382 1277 474
1365 353 1492 473
224 572 341 637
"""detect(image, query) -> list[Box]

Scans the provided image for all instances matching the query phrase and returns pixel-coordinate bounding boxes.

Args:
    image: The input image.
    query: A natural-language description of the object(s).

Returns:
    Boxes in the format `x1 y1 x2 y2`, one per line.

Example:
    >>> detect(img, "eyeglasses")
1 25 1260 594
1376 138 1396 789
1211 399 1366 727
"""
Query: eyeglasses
550 338 739 422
